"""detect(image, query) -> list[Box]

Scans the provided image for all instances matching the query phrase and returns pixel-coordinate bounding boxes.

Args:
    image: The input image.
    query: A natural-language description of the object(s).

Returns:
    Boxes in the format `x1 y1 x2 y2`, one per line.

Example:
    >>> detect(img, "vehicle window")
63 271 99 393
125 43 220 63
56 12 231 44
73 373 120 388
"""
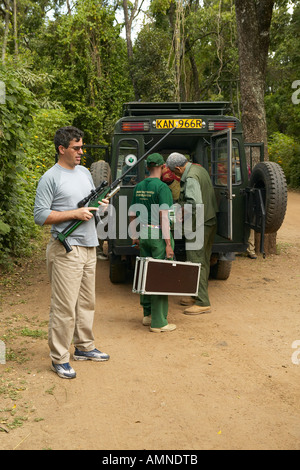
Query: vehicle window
232 141 242 185
117 140 139 185
211 138 241 186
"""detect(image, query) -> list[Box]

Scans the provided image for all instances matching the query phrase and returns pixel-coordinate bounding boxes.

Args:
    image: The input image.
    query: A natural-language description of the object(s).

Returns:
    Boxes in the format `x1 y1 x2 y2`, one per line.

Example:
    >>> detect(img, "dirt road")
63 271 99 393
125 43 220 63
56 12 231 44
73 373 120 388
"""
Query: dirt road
0 192 299 450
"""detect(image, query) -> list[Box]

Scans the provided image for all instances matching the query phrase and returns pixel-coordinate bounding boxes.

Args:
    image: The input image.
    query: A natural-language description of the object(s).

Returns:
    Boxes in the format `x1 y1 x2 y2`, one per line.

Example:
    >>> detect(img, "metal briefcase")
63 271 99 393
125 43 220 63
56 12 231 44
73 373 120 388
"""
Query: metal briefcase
132 257 201 296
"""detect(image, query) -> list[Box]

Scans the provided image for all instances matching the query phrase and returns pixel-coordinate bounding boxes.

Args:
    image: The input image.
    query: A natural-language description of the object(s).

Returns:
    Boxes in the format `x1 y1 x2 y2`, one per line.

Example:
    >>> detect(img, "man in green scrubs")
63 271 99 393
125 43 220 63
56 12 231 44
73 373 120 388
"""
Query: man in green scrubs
129 153 176 332
166 152 218 315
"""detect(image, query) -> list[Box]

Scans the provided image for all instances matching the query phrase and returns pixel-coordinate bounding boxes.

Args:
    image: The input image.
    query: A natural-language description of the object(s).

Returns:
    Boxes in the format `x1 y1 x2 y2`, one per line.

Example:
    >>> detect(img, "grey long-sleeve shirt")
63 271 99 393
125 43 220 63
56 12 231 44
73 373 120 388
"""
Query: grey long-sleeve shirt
34 163 99 247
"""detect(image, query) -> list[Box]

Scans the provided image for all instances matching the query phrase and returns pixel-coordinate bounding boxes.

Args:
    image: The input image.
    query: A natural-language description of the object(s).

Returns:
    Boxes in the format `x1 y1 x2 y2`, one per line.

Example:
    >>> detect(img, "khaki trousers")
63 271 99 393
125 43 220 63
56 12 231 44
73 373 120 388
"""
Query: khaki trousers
247 229 256 256
46 238 97 364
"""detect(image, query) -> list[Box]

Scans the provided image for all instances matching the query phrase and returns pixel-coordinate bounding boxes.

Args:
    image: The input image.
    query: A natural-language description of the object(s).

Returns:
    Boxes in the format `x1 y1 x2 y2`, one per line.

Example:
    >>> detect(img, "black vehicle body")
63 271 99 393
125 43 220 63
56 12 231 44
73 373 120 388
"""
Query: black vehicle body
87 102 287 283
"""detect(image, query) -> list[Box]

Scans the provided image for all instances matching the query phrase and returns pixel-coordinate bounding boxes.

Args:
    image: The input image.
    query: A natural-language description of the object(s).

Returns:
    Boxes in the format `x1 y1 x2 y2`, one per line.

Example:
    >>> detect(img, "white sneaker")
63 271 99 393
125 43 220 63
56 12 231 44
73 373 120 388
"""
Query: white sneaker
142 316 151 326
51 362 76 379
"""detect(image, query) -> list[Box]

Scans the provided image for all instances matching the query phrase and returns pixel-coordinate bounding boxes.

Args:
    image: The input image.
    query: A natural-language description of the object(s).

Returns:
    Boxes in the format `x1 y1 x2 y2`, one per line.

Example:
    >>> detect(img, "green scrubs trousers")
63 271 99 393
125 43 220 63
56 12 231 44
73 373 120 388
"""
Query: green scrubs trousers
139 227 174 328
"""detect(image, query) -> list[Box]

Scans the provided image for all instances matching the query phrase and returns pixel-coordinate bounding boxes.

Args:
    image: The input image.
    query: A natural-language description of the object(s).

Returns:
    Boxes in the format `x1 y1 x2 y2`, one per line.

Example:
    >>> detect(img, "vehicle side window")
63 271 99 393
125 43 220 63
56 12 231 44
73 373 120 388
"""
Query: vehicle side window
117 140 139 186
232 140 242 185
212 138 242 186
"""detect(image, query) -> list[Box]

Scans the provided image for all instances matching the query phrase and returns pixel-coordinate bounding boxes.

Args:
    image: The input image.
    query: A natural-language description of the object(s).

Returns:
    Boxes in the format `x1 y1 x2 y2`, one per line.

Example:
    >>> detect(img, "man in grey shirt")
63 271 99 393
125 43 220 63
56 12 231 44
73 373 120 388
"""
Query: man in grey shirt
34 126 110 379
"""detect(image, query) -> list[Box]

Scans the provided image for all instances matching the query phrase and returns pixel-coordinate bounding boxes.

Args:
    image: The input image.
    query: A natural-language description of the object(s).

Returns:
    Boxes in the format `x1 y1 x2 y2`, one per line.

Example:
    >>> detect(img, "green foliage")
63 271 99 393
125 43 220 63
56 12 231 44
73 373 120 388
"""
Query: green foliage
0 66 72 266
0 0 134 265
0 67 37 264
32 0 134 144
25 108 73 180
135 0 240 110
0 0 299 267
132 25 176 101
0 217 10 236
266 4 300 188
184 0 239 105
269 132 300 189
266 2 300 138
150 0 173 16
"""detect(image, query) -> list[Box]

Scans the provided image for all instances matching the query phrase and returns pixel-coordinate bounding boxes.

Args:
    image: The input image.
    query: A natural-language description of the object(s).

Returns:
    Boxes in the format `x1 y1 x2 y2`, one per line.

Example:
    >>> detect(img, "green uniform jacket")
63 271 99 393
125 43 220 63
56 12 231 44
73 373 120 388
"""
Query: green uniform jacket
178 163 218 226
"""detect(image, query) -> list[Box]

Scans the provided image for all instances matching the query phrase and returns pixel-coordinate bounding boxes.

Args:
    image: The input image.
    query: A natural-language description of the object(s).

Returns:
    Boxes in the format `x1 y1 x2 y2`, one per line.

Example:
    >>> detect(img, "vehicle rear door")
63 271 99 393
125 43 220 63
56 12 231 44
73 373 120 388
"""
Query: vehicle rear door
211 128 233 240
111 136 145 250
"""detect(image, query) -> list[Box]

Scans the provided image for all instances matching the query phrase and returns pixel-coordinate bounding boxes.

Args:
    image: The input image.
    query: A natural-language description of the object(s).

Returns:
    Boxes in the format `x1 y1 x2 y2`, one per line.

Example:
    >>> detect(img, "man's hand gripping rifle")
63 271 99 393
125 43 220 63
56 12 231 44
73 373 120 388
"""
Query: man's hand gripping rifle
57 181 119 253
57 126 176 253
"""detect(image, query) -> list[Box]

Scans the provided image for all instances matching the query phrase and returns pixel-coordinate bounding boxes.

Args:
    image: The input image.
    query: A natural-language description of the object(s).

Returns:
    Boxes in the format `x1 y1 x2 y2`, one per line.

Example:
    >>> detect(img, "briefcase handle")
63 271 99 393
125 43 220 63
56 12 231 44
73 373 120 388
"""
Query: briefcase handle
165 255 176 261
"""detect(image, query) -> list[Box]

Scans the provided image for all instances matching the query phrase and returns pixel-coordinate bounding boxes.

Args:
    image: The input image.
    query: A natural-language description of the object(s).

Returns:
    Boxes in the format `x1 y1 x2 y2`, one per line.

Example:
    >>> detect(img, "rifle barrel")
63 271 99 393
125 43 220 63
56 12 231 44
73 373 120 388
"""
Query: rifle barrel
111 126 176 188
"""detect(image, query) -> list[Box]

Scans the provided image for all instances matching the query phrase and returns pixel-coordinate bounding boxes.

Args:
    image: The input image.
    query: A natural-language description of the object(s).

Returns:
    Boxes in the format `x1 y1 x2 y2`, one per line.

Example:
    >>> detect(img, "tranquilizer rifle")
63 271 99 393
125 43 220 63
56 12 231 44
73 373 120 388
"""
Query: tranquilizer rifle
57 126 176 252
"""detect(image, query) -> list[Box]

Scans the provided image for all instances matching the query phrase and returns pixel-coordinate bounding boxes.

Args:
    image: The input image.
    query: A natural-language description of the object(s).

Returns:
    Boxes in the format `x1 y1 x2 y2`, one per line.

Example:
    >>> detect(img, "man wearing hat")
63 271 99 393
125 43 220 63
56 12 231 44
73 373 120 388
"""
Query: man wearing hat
129 153 176 332
166 152 218 315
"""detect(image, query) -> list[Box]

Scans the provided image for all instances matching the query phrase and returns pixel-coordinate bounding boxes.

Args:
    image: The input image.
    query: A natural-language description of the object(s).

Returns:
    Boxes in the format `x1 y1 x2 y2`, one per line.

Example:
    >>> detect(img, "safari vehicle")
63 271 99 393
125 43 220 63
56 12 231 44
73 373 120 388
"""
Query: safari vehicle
88 102 287 283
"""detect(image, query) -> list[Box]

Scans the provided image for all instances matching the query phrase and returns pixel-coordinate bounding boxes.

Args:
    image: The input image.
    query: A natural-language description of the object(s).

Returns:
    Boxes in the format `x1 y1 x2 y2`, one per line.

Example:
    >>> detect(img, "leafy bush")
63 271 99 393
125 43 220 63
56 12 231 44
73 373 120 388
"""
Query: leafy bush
0 68 37 265
24 108 73 182
268 132 300 189
0 67 73 267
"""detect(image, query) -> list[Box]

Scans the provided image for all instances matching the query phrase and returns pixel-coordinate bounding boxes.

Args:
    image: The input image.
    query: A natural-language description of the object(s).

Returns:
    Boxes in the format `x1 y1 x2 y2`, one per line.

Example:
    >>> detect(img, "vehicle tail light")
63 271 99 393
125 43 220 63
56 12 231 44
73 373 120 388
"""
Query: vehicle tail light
122 121 150 132
208 121 236 131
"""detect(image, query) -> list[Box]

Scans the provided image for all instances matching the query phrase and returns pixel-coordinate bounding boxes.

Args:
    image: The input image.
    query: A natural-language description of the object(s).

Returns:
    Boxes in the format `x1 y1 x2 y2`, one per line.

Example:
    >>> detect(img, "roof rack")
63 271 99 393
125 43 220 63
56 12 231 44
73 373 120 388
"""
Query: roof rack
122 101 231 117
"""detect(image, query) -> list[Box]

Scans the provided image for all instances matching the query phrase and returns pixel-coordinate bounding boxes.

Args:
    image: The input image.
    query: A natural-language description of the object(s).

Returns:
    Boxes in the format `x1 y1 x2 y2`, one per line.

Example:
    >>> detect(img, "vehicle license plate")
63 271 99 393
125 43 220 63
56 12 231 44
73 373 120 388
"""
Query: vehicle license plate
155 119 203 129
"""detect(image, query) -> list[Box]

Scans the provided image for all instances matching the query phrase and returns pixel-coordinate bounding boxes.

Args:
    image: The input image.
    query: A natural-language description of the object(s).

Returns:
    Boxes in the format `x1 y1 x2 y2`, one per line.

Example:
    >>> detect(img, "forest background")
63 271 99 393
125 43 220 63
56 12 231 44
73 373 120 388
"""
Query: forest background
0 0 299 266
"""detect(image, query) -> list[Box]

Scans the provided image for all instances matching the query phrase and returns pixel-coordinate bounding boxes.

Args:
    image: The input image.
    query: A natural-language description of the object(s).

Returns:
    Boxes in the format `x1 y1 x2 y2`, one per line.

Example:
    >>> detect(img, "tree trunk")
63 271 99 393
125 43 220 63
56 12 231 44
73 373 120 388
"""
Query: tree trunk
188 51 200 100
235 0 274 157
122 0 140 100
235 0 277 254
2 0 11 64
13 0 18 59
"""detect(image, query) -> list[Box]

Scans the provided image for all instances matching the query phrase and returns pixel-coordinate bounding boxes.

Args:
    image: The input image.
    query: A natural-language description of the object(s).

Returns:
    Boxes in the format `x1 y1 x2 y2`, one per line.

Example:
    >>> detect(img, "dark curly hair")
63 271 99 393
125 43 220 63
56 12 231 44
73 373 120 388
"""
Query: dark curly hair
54 126 84 154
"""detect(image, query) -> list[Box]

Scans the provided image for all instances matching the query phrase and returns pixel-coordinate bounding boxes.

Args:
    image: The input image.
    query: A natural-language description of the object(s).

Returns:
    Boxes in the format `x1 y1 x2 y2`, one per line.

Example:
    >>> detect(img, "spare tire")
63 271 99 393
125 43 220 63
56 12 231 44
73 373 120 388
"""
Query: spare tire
250 161 287 233
90 160 112 187
210 260 232 280
109 254 127 284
